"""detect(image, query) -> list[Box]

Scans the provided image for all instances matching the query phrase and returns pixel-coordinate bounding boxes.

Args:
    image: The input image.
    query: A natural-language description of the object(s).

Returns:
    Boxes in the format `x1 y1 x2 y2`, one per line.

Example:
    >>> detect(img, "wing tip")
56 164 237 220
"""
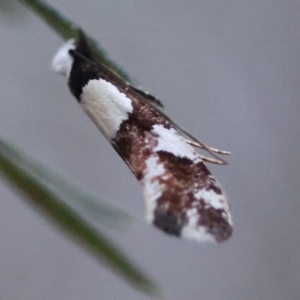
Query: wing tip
150 207 233 243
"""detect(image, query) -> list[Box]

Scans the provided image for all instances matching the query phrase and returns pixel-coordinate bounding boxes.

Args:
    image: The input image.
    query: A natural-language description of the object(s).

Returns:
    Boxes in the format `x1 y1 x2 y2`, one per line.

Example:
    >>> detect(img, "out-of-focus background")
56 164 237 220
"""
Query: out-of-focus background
1 1 300 299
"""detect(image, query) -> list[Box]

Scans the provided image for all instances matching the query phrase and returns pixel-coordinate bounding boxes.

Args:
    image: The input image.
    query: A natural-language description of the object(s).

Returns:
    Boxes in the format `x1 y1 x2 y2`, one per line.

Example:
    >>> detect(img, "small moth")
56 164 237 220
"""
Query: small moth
52 33 233 242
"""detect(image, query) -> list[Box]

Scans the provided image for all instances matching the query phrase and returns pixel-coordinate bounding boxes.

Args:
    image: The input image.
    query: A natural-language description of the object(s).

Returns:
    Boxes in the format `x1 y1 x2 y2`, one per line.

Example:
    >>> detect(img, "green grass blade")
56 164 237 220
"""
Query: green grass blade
0 137 131 226
0 142 160 297
20 0 80 40
19 0 132 82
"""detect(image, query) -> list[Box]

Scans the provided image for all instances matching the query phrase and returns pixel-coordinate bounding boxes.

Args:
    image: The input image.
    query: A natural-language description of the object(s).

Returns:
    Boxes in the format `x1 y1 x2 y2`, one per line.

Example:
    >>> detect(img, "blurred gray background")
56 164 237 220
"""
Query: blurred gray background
1 1 300 299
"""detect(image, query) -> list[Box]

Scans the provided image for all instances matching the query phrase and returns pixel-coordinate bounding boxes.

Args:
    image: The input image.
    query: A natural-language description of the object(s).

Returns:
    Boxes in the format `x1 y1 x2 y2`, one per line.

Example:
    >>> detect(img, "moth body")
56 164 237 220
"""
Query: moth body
52 36 233 242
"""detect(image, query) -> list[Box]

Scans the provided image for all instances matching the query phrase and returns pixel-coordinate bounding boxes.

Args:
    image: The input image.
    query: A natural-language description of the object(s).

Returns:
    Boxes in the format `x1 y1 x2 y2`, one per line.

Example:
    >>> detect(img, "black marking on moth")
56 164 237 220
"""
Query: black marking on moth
68 37 107 100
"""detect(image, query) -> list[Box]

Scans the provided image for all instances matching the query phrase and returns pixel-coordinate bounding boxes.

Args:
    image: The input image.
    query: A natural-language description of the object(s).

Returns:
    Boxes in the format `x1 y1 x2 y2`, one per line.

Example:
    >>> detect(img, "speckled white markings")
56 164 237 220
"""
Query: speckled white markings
151 125 201 162
51 39 75 77
181 220 216 242
195 189 228 211
80 79 133 140
180 188 233 241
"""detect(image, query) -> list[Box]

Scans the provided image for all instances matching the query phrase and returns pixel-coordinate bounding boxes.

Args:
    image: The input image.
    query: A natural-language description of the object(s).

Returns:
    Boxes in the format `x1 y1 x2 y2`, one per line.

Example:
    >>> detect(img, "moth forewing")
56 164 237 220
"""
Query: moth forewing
52 34 233 243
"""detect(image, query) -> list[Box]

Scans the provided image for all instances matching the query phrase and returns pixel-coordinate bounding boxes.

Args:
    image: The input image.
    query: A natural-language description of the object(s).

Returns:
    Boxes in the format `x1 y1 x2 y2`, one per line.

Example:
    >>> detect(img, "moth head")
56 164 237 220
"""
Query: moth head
51 39 76 77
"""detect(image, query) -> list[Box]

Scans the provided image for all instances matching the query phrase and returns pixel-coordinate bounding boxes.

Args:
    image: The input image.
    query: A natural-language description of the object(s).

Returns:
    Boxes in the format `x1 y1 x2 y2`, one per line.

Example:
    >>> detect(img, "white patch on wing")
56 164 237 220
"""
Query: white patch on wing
181 222 216 242
194 189 232 227
80 79 133 140
51 39 76 77
151 125 201 162
142 156 167 222
195 189 228 211
181 207 215 242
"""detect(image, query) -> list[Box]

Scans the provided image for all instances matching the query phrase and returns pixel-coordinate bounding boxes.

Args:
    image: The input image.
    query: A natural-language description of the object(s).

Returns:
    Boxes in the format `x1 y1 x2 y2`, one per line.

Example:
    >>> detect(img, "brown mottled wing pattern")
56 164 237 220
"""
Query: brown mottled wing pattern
112 87 232 242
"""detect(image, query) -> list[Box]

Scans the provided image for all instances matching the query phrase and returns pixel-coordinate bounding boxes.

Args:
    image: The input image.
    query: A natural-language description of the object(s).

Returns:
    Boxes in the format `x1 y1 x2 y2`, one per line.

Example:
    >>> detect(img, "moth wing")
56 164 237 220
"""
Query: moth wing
130 86 164 110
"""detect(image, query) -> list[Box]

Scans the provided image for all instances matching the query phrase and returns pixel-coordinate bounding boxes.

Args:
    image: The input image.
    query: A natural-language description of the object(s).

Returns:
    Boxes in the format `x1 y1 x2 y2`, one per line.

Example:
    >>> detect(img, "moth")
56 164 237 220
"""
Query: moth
52 33 233 242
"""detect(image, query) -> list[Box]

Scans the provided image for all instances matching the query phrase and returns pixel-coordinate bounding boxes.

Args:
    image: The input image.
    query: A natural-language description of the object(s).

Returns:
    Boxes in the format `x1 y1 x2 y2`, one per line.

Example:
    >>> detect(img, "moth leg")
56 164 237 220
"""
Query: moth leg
186 140 230 155
198 155 225 165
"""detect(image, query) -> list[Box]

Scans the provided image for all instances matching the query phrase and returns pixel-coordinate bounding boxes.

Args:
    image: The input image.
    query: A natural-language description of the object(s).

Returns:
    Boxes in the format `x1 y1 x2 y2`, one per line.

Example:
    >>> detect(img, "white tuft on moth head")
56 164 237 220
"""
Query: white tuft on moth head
51 39 76 77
